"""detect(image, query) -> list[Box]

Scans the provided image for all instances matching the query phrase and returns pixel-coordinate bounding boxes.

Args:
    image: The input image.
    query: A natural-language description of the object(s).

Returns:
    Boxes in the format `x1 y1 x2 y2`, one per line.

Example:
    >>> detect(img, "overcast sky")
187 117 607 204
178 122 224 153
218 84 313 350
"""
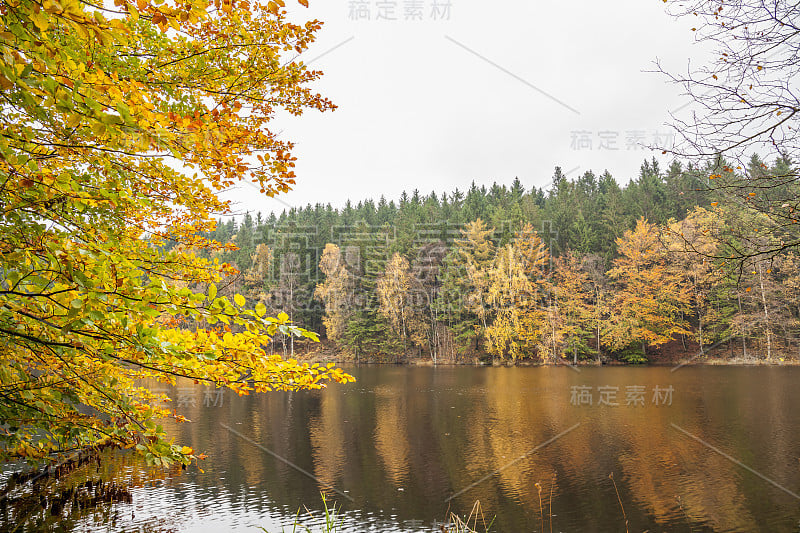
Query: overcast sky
221 0 712 218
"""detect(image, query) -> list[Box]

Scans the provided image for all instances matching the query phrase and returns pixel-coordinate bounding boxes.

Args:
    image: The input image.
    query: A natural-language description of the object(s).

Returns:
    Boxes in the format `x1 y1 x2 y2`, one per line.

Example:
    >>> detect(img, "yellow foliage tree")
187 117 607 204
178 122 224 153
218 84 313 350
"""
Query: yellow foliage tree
553 252 595 363
245 243 273 301
484 244 529 360
457 219 496 348
376 252 426 354
0 0 353 466
484 224 551 361
513 224 551 359
604 218 692 362
664 207 726 351
315 244 354 344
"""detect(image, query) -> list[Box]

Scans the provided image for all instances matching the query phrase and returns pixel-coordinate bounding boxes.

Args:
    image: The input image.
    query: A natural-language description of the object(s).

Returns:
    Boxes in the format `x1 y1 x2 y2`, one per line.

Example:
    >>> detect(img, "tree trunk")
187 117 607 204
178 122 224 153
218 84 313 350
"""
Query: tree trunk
552 311 557 362
698 315 704 355
289 282 294 358
596 323 601 363
758 263 772 360
696 285 704 355
738 292 747 357
401 313 407 363
595 287 602 363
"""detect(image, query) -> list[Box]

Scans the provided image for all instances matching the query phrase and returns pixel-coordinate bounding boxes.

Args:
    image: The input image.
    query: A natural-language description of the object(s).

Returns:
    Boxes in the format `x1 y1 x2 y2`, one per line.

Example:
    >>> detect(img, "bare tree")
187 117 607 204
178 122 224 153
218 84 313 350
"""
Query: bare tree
658 1 800 263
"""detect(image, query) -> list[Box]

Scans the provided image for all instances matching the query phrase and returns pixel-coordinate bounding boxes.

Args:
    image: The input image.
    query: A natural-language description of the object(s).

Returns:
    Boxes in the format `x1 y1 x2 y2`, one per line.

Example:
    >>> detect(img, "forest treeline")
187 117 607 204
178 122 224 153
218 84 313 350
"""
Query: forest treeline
193 156 800 363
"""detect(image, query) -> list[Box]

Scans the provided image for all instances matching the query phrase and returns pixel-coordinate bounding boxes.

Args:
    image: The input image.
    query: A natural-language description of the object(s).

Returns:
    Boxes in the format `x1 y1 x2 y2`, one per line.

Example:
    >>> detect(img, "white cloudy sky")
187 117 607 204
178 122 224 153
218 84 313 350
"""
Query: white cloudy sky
222 0 713 217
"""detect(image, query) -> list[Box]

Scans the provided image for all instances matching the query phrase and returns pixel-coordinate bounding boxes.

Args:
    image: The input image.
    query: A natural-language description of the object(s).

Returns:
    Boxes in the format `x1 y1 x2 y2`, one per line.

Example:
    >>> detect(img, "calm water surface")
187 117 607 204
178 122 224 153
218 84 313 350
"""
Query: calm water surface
9 366 800 532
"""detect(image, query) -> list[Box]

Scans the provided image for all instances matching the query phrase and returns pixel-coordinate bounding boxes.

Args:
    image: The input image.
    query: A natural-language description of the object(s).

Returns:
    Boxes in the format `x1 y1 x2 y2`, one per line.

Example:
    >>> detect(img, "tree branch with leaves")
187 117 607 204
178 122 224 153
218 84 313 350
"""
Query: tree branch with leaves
0 0 353 467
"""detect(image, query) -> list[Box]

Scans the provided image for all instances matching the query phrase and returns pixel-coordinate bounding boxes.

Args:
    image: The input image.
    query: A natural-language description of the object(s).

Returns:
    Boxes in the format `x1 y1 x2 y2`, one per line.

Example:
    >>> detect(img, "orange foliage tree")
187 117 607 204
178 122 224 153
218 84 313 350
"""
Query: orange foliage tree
604 218 692 362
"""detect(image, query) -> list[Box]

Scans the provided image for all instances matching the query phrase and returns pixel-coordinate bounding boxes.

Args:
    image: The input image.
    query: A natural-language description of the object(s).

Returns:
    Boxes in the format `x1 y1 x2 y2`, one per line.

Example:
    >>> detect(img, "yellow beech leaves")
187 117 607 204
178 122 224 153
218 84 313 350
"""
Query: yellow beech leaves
0 0 350 466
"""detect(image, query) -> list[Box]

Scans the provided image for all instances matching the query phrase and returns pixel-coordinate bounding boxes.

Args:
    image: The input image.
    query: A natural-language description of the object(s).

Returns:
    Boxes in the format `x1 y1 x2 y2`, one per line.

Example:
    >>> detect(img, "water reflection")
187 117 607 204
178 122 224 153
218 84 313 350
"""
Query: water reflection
6 366 800 532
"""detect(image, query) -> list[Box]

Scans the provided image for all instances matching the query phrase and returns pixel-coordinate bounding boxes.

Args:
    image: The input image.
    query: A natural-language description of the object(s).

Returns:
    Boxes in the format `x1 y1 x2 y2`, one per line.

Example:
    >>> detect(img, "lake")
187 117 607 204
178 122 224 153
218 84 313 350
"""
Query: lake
6 366 800 532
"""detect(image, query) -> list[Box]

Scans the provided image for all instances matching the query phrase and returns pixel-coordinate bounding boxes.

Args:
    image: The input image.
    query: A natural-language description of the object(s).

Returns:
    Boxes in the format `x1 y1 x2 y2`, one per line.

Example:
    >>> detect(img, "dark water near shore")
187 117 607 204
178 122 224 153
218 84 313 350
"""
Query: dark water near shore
7 366 800 532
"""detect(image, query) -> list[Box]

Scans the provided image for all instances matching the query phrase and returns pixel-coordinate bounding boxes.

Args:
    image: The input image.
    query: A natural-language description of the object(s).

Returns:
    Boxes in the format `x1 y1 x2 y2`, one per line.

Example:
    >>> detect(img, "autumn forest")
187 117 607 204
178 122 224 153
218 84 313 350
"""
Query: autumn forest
196 155 800 365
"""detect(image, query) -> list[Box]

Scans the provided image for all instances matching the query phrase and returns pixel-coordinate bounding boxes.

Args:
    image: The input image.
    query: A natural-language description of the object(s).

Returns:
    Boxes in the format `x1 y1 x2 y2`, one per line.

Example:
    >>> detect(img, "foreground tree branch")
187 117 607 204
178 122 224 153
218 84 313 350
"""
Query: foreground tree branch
659 0 800 265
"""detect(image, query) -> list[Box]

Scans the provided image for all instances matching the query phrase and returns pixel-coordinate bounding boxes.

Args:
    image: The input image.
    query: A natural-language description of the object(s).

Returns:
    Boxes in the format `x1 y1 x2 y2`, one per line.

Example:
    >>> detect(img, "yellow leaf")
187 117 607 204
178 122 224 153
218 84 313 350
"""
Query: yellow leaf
66 113 82 128
30 12 49 31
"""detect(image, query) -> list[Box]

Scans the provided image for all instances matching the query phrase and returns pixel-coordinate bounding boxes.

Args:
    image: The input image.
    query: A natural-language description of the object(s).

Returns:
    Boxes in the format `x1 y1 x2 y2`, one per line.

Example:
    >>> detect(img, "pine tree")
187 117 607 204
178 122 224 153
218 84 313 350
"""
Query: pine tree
410 243 449 362
338 223 394 360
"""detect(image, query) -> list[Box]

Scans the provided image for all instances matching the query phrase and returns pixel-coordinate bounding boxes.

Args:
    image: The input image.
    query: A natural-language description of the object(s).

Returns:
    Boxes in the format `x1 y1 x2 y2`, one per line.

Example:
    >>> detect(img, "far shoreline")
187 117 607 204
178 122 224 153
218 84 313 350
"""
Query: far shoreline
293 352 800 368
